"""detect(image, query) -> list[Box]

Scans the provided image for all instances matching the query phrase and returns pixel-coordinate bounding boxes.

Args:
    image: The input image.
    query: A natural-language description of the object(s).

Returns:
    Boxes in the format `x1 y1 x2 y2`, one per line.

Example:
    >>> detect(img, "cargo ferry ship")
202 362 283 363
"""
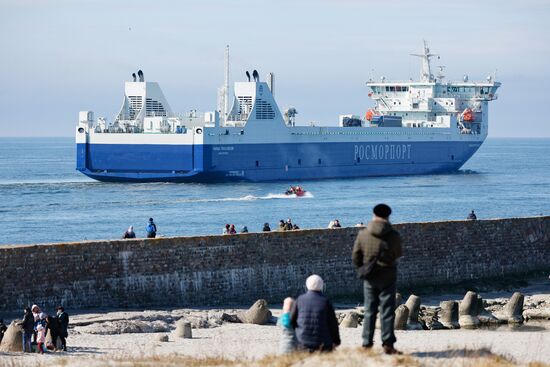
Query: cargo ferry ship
76 42 500 182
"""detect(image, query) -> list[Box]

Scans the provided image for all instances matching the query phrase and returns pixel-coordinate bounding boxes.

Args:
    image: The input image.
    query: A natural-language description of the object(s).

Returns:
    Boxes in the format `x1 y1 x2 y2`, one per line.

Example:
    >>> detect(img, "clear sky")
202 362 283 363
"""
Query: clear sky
1 0 549 137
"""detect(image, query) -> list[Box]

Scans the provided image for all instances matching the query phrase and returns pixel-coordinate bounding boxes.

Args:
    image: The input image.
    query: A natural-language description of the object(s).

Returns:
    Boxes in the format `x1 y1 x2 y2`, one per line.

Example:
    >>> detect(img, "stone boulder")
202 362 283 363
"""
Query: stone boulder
340 312 360 328
76 319 171 334
420 307 444 330
220 313 241 323
0 320 23 352
477 296 503 325
237 299 272 325
156 334 169 342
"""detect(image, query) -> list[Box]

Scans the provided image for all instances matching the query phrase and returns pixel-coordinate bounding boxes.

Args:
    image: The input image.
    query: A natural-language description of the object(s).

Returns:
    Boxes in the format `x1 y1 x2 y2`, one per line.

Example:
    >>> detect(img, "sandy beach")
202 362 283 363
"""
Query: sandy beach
1 279 549 367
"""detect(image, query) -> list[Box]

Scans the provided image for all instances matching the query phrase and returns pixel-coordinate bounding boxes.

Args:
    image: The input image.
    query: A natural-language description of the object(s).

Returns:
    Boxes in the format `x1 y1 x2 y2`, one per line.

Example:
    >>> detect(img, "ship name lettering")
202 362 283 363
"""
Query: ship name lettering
354 144 411 161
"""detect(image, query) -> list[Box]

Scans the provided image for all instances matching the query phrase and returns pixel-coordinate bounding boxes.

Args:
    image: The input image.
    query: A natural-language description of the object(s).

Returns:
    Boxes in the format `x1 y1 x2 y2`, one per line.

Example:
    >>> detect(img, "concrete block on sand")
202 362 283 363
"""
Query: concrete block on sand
0 320 23 352
459 291 481 329
238 299 272 325
394 304 409 330
175 320 193 339
500 292 525 324
439 301 460 329
405 295 423 330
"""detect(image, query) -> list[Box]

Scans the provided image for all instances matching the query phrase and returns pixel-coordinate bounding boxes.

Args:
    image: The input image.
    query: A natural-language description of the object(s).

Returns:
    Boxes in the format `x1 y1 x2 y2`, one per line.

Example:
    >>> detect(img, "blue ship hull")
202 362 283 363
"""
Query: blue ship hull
76 140 482 182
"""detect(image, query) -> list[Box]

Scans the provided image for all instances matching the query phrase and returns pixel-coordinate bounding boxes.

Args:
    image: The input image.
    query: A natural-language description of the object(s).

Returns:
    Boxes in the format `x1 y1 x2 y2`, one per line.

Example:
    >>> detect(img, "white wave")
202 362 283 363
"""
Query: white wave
178 192 314 203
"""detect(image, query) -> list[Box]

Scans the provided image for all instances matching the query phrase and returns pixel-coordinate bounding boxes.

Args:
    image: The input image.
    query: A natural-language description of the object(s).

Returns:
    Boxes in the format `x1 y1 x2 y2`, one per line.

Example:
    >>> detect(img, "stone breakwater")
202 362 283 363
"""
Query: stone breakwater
0 216 549 311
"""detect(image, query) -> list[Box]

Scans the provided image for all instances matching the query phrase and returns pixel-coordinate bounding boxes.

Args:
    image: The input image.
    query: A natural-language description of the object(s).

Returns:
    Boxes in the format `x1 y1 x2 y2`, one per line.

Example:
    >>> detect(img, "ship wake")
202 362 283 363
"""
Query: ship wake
186 192 314 203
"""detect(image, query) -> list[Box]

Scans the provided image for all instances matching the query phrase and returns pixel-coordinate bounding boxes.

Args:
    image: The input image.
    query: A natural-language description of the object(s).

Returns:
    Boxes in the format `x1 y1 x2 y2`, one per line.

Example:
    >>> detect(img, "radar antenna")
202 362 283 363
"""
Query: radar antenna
410 40 438 82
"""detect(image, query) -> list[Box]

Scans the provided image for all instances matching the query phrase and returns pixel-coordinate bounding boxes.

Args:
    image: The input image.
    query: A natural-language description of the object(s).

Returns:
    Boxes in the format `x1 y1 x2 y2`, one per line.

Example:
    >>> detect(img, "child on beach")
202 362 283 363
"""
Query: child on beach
278 297 297 354
36 324 46 354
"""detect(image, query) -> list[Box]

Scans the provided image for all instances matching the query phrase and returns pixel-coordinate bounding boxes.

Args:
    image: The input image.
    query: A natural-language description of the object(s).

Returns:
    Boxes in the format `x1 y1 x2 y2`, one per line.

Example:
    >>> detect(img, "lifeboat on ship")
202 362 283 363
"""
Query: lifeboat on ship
365 109 380 121
462 108 474 122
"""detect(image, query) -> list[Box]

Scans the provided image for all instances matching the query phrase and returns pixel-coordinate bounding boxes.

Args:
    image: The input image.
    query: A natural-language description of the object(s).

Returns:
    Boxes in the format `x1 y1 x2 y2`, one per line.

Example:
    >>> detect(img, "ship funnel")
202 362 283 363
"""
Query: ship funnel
132 73 136 82
252 70 259 82
246 71 251 82
138 70 144 82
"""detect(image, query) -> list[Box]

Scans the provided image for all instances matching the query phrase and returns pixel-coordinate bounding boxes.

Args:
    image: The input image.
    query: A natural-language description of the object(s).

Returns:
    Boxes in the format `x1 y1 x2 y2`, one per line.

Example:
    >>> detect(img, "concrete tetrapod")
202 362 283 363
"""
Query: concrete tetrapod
175 319 193 339
503 292 524 324
340 312 360 328
439 301 460 329
459 291 481 329
238 299 272 325
394 304 409 330
0 321 23 352
405 295 423 330
477 295 502 325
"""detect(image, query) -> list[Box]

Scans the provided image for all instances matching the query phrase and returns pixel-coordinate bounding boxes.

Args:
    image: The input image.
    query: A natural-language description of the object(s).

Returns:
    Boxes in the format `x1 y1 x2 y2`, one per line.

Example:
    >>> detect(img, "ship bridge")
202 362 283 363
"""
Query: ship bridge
365 41 500 134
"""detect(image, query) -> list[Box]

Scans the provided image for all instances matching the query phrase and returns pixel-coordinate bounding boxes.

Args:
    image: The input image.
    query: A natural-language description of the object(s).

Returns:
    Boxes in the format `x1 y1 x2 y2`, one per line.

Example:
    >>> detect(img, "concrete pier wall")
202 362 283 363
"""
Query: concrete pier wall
0 216 548 311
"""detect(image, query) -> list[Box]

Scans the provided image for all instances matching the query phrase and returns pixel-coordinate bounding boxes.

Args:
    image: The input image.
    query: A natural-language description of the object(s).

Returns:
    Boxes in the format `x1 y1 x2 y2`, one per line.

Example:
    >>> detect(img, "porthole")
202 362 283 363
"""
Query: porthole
196 128 203 134
78 127 85 133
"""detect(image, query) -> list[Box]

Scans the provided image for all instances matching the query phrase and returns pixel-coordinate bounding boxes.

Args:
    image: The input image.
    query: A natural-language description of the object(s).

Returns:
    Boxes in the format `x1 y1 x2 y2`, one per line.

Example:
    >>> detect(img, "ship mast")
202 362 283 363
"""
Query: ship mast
410 40 438 82
224 45 229 123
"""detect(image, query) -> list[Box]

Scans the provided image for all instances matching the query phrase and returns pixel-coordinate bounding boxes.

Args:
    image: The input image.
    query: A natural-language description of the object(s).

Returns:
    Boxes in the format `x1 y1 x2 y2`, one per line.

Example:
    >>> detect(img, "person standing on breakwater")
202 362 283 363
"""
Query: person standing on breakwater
122 226 136 239
146 218 157 238
291 275 340 352
352 204 403 355
468 210 477 220
263 222 271 232
56 306 69 352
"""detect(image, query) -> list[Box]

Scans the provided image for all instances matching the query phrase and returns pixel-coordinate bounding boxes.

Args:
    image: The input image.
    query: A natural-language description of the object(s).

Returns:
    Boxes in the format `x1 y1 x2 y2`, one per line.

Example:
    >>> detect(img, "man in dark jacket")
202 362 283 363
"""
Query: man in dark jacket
56 306 69 351
17 307 34 352
290 274 340 352
352 204 403 355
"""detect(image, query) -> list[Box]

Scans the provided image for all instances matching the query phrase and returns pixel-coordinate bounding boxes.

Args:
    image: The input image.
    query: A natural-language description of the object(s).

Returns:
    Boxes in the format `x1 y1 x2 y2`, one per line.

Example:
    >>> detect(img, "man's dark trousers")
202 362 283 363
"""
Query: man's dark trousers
362 280 396 346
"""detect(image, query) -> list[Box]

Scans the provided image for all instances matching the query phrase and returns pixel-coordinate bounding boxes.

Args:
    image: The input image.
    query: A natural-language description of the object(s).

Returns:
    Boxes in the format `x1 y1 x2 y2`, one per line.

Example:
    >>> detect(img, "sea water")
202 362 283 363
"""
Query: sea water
0 138 548 245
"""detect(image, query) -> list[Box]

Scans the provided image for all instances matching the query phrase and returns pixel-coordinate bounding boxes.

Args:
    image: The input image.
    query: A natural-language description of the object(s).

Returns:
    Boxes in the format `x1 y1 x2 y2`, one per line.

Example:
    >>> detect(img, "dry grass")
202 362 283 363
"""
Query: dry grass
1 348 548 367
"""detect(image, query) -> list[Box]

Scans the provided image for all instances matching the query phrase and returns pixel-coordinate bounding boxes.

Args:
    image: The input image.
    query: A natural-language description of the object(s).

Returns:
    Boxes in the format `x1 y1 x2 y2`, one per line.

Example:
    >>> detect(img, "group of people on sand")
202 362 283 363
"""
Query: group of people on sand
17 305 69 354
278 203 403 355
